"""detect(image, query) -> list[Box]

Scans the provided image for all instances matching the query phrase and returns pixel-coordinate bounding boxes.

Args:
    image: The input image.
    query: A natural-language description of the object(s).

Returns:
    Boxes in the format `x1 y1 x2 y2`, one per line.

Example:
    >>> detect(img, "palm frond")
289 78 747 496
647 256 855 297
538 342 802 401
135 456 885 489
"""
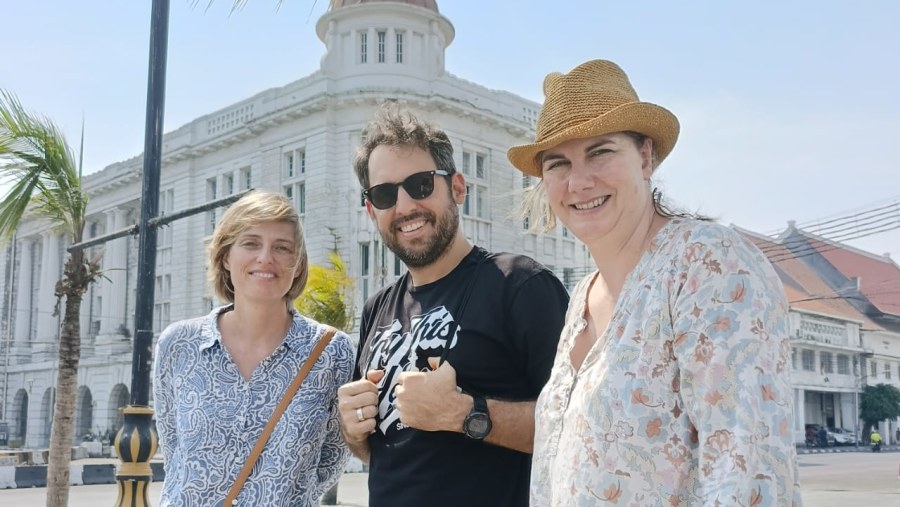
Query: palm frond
190 0 287 14
0 90 87 241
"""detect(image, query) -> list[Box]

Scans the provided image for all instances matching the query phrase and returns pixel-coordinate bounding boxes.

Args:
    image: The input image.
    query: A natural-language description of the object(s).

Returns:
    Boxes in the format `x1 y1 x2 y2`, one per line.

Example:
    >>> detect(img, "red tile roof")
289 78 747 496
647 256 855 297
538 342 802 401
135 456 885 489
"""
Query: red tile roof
793 233 900 317
736 227 882 329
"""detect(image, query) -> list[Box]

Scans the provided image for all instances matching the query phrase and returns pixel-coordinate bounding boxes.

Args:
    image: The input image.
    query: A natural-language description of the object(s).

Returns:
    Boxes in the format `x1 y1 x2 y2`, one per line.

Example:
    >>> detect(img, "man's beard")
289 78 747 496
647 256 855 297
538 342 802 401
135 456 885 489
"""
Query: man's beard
382 203 459 269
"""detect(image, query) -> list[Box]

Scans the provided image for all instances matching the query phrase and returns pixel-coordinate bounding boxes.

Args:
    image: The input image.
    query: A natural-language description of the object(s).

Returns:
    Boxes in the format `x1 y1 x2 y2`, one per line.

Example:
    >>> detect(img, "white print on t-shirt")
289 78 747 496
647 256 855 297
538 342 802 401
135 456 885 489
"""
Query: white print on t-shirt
366 305 459 436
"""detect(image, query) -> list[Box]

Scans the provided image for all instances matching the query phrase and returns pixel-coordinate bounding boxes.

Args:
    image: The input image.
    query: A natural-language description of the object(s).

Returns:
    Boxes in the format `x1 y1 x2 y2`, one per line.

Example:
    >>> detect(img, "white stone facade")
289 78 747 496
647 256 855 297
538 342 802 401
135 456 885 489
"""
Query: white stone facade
0 1 592 448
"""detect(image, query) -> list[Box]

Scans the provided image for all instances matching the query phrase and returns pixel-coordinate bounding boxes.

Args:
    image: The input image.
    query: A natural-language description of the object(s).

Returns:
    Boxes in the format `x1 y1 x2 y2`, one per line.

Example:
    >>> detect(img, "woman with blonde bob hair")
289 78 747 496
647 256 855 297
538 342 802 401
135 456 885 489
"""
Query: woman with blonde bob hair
153 190 355 506
508 60 801 506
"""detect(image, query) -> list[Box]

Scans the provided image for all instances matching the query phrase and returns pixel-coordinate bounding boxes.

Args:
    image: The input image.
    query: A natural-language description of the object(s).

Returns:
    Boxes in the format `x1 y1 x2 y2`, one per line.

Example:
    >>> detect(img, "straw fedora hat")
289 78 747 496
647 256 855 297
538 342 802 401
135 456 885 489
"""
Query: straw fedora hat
508 59 680 178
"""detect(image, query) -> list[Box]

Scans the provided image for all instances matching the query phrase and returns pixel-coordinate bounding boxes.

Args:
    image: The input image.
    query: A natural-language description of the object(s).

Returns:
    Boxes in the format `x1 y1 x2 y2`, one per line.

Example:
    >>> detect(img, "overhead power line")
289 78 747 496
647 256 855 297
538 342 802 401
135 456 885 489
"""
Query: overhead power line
750 197 900 264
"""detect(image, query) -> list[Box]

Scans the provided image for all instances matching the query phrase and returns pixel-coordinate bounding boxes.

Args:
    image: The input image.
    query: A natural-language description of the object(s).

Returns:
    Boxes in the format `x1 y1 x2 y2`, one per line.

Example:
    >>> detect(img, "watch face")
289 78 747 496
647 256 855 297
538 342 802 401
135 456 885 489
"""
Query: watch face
465 413 492 439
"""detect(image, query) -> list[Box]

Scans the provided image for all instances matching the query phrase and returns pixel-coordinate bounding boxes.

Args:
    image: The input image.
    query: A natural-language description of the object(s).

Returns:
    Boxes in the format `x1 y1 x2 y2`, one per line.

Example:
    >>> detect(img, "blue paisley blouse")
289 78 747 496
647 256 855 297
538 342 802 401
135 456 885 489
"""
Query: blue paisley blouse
532 219 802 506
153 306 355 507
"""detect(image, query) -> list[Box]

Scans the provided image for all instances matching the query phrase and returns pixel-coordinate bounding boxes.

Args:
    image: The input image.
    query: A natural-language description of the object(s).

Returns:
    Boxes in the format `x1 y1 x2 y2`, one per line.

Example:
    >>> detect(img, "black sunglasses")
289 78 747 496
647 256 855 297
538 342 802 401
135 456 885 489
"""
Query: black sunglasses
363 170 450 210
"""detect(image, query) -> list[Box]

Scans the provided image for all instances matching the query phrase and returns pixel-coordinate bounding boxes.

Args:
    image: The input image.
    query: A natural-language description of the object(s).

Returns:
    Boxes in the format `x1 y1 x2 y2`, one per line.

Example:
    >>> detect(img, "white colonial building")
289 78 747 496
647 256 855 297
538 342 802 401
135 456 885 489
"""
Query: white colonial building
0 0 594 448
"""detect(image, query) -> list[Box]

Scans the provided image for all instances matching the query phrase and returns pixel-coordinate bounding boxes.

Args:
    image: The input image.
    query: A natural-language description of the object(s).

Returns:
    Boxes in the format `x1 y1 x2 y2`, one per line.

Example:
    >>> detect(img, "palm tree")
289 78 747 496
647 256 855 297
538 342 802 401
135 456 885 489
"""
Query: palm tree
293 250 354 505
294 250 354 331
0 91 102 506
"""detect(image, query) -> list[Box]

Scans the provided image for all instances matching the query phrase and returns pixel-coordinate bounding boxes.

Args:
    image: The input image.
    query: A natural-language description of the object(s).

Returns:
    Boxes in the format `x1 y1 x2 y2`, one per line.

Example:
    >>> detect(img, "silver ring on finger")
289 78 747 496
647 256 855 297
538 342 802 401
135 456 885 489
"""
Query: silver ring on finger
356 407 365 422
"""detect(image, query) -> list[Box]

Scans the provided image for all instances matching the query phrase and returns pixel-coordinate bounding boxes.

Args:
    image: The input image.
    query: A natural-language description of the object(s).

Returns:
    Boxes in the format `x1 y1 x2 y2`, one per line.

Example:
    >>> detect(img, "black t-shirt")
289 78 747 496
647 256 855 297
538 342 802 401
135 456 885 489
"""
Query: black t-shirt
354 247 569 507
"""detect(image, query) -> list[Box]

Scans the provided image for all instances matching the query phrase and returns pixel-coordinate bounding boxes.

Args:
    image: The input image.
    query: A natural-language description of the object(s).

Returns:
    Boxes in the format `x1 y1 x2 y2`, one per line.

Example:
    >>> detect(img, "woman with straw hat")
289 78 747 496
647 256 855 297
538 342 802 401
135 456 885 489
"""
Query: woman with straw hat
509 60 801 506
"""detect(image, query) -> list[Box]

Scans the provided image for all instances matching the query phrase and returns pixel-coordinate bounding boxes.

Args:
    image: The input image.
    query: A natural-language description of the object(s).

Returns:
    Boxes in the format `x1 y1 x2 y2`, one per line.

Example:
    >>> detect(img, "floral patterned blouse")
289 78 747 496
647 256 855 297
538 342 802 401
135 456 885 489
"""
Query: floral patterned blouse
532 219 802 506
153 306 355 507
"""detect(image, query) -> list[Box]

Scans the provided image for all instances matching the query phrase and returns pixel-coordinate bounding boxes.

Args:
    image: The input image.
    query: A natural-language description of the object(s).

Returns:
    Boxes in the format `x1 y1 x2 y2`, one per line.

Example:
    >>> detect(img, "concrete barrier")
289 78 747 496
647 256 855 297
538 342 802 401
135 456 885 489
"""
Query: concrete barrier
14 465 47 488
69 463 84 486
81 441 103 458
82 464 116 485
0 465 16 488
0 455 368 488
151 461 165 482
31 450 46 465
71 446 89 460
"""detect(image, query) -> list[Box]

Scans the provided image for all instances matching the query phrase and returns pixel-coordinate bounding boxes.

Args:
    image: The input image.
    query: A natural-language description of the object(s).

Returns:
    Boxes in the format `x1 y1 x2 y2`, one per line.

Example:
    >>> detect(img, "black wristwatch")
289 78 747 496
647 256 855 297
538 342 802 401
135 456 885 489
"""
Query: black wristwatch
463 393 492 440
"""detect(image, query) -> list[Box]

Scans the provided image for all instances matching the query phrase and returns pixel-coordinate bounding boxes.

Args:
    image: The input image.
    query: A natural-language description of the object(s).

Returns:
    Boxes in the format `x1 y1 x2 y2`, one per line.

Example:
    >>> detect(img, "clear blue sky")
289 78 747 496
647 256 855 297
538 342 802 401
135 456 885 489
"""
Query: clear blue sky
2 0 898 257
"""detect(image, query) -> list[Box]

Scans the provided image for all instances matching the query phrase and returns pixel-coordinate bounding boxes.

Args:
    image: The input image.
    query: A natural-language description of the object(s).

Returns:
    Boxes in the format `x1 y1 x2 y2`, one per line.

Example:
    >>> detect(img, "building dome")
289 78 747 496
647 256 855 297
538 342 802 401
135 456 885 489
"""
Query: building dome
317 0 453 79
329 0 439 13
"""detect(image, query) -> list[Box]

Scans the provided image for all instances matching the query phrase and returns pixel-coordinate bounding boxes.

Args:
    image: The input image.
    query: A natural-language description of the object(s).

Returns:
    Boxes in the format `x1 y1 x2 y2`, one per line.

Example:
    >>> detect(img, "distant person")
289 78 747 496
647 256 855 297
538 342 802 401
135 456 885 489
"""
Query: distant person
153 191 355 506
817 426 828 448
337 105 569 506
509 59 802 505
870 429 882 445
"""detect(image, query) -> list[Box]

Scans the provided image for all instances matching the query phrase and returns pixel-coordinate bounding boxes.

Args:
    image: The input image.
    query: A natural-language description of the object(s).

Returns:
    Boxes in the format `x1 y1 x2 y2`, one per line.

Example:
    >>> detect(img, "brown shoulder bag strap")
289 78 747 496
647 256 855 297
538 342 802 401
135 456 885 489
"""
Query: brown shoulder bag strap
223 326 337 506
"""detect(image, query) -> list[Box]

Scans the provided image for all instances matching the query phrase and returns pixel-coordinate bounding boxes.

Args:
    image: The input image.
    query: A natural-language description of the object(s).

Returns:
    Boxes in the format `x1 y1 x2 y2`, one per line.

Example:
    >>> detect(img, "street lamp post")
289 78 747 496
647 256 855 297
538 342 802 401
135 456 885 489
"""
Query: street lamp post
114 0 169 505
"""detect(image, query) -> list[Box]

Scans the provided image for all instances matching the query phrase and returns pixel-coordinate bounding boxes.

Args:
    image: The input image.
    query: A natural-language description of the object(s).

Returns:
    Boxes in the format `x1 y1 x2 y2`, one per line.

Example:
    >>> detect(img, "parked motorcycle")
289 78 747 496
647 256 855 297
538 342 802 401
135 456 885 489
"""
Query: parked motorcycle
871 441 882 452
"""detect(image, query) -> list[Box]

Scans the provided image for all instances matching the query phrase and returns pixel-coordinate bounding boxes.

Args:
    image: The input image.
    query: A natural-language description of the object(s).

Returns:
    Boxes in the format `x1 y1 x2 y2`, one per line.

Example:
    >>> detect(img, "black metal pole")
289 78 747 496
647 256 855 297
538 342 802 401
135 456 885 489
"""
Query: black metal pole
131 0 169 407
115 1 169 505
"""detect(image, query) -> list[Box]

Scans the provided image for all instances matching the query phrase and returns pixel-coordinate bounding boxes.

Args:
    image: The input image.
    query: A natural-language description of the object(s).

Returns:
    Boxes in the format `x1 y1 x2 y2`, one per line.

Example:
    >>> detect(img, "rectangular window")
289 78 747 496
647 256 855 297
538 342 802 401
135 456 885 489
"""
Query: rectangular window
360 244 370 276
476 154 485 179
298 150 306 174
476 185 485 219
283 184 293 201
885 363 892 380
360 243 370 302
359 32 368 63
396 31 404 63
285 153 294 178
206 177 217 200
223 174 234 195
522 217 529 230
462 152 471 175
240 167 252 190
801 350 815 372
159 188 175 247
820 352 833 374
298 182 306 213
870 360 877 378
153 302 170 333
377 30 386 63
837 354 850 375
463 184 472 215
791 348 797 370
522 172 530 189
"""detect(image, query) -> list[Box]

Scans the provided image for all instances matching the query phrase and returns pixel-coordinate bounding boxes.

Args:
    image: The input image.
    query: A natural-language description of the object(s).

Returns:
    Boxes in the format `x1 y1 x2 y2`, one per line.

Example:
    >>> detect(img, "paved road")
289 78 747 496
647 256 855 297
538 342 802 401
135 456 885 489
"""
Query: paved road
2 452 898 505
799 451 900 506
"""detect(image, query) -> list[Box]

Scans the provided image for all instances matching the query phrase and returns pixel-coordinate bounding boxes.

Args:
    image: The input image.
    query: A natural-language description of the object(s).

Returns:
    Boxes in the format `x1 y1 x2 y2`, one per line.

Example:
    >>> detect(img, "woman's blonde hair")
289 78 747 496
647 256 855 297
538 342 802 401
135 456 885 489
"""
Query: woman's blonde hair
207 190 309 304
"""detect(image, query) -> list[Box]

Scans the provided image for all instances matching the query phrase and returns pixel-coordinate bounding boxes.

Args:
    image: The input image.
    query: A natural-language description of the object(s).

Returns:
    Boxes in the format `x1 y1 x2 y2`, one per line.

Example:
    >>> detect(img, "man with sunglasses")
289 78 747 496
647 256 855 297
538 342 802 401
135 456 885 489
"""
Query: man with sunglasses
337 105 568 507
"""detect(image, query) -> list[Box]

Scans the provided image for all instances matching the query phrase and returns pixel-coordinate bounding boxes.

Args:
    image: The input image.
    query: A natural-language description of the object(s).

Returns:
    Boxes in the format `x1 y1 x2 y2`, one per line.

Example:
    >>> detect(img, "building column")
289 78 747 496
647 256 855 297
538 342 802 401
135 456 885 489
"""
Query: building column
10 239 35 363
13 239 34 346
99 208 129 341
387 27 395 64
34 232 60 357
